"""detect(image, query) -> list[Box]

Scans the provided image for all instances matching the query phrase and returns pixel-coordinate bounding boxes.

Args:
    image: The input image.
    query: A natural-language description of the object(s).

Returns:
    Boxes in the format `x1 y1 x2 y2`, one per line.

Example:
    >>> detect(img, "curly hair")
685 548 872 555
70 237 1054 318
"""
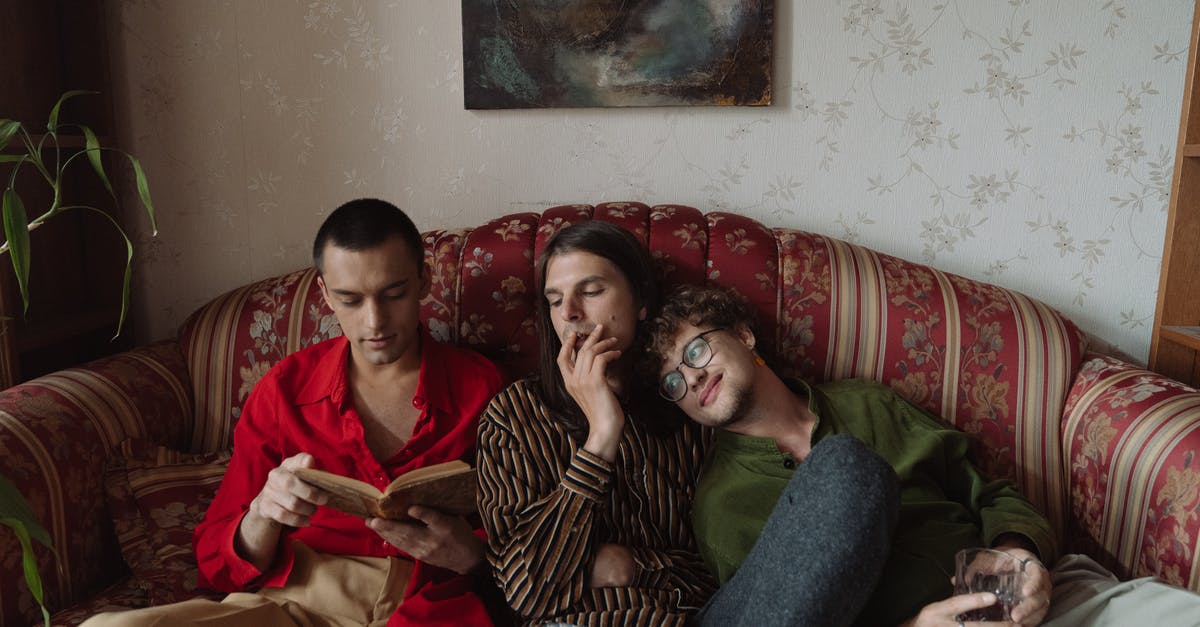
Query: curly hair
643 283 763 374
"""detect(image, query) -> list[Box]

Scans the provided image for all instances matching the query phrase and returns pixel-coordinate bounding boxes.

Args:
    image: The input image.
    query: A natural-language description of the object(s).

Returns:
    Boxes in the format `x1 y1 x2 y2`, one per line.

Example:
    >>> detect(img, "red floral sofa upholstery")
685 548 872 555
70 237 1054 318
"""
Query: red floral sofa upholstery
1 202 1198 626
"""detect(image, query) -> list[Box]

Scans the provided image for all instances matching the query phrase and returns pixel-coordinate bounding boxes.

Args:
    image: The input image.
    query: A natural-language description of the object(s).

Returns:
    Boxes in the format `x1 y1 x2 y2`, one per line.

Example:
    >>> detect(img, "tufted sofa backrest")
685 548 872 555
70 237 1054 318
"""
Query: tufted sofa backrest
178 202 1086 535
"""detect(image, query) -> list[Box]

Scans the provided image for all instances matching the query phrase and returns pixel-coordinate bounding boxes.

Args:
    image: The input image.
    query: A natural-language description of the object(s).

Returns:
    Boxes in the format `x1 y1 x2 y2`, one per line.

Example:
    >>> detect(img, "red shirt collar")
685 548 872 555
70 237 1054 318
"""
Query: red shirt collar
412 326 452 415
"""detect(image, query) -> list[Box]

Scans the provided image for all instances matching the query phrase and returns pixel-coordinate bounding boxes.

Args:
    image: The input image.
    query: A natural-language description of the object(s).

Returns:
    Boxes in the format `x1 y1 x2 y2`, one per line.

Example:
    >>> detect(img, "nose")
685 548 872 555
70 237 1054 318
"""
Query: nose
682 364 706 391
559 295 583 322
364 298 388 331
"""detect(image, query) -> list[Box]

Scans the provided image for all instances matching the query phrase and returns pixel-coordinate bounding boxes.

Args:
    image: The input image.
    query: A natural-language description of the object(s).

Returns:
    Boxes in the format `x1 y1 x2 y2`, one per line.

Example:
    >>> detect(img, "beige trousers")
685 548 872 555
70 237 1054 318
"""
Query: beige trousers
81 543 414 627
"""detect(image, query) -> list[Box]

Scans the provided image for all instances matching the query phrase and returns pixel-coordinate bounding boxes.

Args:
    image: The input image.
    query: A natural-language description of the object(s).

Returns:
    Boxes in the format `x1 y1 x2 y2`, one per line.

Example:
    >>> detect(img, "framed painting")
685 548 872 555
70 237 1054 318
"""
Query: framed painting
462 1 773 109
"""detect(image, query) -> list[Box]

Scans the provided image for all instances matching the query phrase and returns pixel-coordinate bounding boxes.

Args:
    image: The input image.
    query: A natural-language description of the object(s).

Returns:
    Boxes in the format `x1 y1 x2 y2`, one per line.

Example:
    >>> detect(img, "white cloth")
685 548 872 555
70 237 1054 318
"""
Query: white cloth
1042 554 1200 627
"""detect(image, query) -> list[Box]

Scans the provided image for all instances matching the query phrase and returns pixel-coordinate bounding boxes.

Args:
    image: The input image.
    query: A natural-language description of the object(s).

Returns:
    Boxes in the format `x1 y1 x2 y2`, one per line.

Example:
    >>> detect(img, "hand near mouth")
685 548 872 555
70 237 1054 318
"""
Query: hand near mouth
557 324 626 461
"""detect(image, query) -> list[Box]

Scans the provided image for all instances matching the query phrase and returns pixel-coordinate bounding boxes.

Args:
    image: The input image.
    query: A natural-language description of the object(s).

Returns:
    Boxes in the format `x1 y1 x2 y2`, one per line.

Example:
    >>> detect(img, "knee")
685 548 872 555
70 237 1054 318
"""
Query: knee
810 435 893 483
805 434 899 520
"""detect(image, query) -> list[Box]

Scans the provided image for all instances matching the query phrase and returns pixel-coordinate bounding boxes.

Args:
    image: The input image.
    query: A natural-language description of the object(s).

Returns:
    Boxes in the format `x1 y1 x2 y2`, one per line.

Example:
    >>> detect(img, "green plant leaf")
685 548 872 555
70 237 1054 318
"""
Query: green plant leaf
46 90 96 135
111 226 133 338
0 518 50 626
1 189 32 313
0 119 20 151
75 207 134 337
80 126 114 198
127 154 157 235
0 475 54 626
0 475 52 548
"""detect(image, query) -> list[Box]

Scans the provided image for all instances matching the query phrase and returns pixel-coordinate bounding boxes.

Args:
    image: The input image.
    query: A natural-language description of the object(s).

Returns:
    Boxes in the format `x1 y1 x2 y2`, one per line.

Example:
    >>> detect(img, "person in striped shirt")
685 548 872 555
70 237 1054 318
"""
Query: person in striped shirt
476 221 717 626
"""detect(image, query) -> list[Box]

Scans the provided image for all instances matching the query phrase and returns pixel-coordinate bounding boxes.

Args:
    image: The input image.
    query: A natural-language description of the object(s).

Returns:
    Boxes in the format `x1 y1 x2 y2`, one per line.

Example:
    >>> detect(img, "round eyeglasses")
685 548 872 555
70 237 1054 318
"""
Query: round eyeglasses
659 328 725 401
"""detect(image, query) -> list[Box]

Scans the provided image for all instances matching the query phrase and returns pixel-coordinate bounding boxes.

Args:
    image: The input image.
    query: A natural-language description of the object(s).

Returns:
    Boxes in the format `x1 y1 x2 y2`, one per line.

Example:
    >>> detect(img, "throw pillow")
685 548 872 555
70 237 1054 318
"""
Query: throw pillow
104 440 231 605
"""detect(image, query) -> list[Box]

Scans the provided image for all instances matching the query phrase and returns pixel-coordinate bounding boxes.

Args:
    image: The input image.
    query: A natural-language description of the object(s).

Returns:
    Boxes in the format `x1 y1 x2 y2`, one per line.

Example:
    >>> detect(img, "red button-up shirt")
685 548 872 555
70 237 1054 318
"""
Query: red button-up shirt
193 330 505 625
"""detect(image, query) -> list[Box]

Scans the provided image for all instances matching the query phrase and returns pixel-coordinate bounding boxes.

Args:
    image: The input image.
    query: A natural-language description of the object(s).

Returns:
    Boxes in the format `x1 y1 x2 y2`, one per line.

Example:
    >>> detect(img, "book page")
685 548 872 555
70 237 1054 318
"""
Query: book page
387 460 471 491
295 468 385 519
379 465 477 520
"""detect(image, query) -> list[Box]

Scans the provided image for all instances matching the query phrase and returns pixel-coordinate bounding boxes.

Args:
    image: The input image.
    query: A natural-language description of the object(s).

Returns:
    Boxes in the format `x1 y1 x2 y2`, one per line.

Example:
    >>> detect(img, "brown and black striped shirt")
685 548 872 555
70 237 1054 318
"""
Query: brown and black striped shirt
477 378 715 627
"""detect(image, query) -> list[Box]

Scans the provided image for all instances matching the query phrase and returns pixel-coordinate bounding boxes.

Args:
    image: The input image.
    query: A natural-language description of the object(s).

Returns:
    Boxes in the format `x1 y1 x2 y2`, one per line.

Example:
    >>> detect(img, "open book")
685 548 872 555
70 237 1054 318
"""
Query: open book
295 460 476 520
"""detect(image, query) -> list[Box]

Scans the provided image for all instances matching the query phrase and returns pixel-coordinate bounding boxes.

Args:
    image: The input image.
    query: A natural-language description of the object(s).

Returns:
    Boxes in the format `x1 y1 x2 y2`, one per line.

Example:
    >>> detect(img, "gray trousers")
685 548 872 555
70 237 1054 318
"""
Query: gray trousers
697 434 900 627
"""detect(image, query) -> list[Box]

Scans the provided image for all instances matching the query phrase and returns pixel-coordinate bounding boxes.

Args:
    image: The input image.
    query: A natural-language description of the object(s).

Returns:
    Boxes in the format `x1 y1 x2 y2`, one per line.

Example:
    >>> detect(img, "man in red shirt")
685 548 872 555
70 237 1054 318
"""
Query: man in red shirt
83 199 506 627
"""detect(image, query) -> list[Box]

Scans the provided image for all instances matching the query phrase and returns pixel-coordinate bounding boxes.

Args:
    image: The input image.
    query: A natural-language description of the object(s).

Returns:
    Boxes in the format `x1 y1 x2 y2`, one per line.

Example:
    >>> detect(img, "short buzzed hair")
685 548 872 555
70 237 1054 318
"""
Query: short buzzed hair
312 198 423 273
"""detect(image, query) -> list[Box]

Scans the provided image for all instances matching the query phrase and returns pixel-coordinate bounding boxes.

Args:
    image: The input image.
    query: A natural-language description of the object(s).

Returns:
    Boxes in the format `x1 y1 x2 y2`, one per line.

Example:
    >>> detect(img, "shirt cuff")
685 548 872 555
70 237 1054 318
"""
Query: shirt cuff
216 510 265 585
258 537 297 588
987 529 1051 565
562 448 614 501
629 547 670 588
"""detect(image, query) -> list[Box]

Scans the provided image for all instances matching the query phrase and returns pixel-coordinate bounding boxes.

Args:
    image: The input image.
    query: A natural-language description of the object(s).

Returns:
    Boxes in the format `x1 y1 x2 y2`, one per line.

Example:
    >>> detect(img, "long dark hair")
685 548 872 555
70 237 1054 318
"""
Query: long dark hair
534 221 661 435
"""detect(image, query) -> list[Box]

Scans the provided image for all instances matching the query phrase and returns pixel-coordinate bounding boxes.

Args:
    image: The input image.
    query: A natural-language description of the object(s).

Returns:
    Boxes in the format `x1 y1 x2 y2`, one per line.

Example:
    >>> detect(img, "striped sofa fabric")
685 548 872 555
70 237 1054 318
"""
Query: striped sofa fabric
1 202 1197 626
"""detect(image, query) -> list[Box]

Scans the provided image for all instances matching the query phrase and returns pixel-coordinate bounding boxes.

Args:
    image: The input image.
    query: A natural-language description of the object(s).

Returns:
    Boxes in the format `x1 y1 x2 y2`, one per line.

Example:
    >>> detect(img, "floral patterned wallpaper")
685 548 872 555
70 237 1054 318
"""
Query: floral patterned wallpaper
105 0 1193 362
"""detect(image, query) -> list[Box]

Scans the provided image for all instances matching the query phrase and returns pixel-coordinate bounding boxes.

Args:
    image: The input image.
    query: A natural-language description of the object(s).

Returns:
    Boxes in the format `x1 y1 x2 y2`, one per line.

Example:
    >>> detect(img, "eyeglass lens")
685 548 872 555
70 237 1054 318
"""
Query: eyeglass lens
660 333 717 401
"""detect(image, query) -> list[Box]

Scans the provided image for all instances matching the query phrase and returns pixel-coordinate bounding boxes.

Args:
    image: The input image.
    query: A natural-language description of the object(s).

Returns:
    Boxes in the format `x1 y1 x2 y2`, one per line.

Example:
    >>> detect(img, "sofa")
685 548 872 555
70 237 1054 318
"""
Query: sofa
1 202 1198 626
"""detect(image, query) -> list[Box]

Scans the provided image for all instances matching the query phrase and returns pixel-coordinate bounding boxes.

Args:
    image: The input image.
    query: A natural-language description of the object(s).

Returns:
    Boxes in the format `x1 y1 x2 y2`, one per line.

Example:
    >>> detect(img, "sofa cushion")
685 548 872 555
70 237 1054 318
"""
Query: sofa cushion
1063 354 1200 586
178 268 339 453
104 440 230 605
47 576 150 627
0 341 194 625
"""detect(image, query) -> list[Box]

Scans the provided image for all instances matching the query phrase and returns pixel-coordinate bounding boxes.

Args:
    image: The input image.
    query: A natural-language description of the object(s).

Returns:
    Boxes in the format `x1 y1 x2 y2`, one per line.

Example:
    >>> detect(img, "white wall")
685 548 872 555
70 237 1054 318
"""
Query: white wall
106 0 1194 362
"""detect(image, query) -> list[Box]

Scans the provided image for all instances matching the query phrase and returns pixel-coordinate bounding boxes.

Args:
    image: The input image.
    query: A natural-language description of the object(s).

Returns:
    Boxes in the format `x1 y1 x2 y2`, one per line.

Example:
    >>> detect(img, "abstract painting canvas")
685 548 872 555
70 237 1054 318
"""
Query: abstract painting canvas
462 1 773 109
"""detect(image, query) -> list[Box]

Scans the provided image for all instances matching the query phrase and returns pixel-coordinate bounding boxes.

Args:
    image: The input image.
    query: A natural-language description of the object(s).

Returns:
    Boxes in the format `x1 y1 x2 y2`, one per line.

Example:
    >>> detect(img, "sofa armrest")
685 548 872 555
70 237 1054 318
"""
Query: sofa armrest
1062 353 1200 592
0 341 193 626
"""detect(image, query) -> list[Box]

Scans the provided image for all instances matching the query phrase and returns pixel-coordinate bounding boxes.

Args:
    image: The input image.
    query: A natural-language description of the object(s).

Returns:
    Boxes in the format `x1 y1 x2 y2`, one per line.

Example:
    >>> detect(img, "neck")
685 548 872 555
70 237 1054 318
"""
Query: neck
730 373 815 461
349 348 421 388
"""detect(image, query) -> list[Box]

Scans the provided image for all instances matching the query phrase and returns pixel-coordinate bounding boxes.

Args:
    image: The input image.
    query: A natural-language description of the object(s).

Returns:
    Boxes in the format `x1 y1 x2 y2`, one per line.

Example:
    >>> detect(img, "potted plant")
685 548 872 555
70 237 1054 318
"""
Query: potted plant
0 89 156 335
0 90 156 626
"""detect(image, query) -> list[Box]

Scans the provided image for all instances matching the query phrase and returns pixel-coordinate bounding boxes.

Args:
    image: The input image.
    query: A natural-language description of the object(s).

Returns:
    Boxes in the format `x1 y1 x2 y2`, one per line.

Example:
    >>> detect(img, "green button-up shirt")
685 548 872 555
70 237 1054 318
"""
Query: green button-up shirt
693 378 1056 626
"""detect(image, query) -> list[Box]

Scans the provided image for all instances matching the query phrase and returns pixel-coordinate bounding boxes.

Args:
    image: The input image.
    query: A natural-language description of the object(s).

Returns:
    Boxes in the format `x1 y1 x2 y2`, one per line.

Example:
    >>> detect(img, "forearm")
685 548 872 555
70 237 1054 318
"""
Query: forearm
936 425 1057 562
977 488 1057 563
629 547 718 601
479 441 610 617
195 504 279 591
194 383 288 590
234 502 285 571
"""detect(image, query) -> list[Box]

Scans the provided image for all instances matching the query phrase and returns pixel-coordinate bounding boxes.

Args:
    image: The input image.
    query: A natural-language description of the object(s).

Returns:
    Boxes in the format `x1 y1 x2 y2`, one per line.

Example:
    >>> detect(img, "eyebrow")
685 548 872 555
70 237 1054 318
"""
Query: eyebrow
543 275 606 297
329 279 409 296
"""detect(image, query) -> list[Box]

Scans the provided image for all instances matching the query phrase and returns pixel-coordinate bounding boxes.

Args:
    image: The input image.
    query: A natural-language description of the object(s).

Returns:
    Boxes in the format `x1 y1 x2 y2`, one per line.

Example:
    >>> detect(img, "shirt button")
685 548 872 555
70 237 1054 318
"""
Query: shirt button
783 458 796 469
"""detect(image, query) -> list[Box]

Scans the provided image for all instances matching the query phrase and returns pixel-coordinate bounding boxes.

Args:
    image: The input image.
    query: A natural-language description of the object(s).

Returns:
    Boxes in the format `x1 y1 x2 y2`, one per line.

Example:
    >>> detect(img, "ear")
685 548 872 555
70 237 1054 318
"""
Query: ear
419 263 432 300
317 275 333 309
638 303 648 321
733 322 756 351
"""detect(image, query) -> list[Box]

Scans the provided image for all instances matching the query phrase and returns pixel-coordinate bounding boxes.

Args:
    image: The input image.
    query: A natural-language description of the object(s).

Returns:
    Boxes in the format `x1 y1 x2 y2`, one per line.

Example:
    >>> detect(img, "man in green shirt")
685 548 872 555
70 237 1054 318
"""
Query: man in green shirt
643 284 1056 626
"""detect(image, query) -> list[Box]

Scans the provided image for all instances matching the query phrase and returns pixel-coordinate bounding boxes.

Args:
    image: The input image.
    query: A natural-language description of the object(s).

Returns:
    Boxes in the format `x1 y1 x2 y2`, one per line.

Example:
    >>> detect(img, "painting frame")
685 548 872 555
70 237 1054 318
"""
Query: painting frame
462 1 774 109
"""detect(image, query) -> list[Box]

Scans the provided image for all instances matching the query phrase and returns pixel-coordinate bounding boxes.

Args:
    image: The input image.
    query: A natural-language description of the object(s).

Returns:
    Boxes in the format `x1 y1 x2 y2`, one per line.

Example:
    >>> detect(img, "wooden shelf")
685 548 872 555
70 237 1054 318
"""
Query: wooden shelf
1161 326 1200 351
1149 0 1200 388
